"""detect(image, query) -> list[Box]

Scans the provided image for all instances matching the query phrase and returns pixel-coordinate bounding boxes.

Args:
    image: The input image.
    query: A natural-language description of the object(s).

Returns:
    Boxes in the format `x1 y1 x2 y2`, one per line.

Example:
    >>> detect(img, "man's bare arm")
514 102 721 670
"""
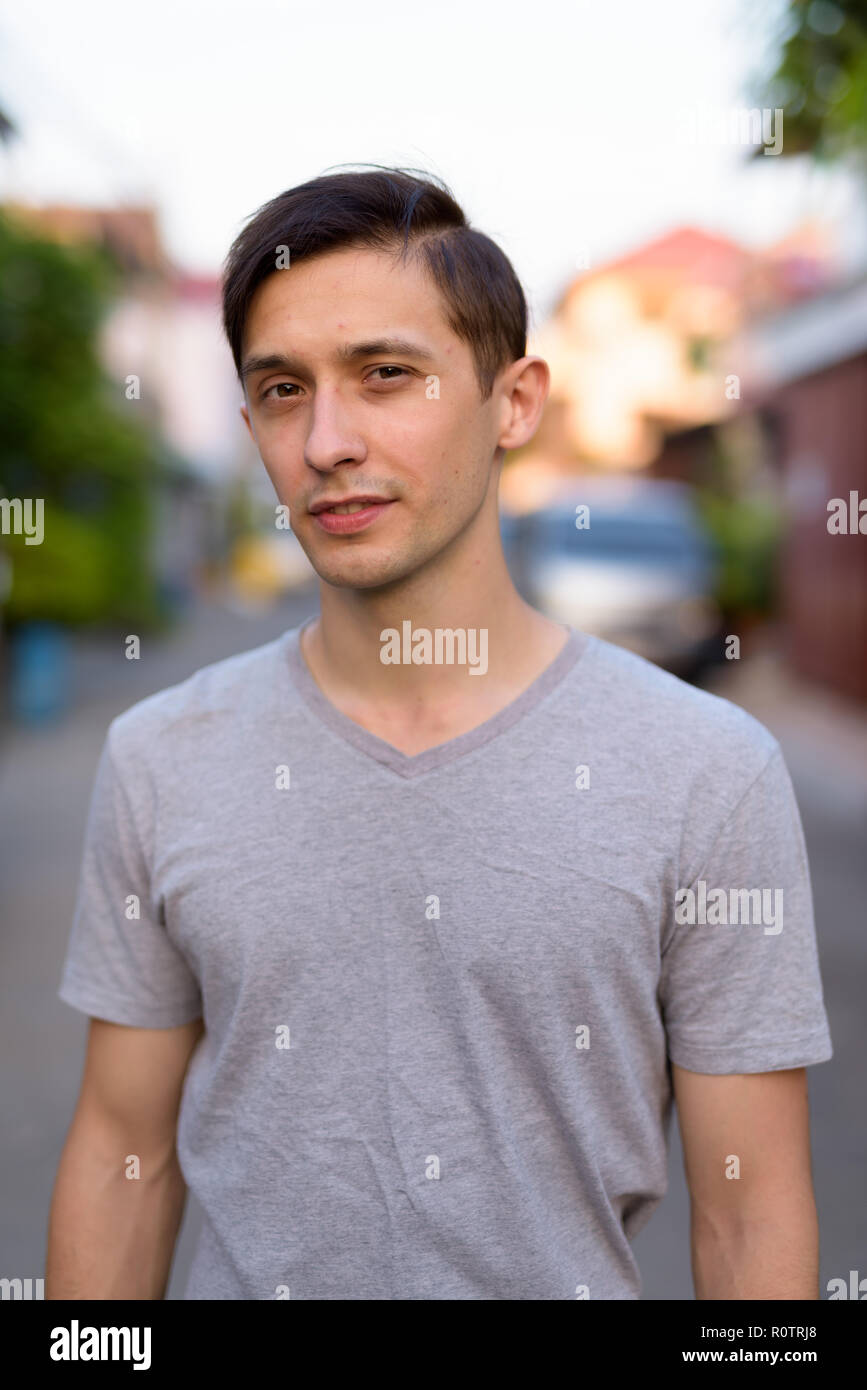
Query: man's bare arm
673 1064 819 1299
46 1015 204 1300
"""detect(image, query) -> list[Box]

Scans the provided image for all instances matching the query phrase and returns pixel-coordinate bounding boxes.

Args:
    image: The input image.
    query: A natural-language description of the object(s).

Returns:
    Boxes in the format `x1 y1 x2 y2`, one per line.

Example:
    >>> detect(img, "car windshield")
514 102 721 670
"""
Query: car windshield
532 509 708 563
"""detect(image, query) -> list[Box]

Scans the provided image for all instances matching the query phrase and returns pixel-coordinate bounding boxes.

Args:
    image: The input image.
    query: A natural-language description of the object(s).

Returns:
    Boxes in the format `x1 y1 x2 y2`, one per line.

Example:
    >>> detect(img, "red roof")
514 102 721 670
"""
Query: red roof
593 225 751 288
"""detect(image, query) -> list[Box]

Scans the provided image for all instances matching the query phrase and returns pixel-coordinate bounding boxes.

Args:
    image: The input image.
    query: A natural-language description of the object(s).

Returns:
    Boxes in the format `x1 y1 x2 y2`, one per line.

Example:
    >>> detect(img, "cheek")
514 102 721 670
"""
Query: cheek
255 446 284 488
393 401 475 477
253 420 302 477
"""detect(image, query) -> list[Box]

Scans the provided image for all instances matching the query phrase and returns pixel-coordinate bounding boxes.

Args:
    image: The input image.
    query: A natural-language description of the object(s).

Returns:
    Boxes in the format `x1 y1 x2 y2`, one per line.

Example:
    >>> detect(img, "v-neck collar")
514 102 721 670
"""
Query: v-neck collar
280 617 591 779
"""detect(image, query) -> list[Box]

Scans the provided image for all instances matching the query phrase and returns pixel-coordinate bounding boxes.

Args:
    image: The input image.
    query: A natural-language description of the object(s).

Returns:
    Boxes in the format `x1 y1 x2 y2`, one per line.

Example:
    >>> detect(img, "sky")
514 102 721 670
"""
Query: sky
1 0 865 327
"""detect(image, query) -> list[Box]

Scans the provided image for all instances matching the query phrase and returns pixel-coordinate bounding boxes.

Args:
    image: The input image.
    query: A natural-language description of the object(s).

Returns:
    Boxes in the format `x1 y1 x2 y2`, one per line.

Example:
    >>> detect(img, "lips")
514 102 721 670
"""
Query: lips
312 499 395 535
309 496 392 515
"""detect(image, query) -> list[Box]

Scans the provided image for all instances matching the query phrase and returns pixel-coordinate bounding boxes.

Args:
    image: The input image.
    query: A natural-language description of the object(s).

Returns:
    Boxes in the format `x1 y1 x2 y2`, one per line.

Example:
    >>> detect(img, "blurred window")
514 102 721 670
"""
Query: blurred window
533 510 707 563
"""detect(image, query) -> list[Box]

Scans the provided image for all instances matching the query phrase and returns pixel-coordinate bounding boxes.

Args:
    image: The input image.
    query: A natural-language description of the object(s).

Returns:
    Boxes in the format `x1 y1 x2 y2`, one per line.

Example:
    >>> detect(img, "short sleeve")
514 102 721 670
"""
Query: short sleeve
659 743 833 1073
57 722 203 1028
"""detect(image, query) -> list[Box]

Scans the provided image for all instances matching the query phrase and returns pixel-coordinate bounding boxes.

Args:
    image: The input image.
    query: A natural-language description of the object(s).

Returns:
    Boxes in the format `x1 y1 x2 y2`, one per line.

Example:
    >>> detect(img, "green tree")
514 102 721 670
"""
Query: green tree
755 0 867 165
0 208 172 628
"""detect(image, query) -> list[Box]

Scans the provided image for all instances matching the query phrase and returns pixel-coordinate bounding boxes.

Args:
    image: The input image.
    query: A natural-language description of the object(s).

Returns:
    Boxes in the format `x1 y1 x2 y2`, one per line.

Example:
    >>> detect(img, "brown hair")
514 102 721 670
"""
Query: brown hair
221 165 527 400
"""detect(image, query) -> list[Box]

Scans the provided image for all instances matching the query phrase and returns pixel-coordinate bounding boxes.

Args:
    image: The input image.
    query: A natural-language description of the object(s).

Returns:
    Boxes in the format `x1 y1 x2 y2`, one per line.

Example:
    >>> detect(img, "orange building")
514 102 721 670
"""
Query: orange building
502 223 835 512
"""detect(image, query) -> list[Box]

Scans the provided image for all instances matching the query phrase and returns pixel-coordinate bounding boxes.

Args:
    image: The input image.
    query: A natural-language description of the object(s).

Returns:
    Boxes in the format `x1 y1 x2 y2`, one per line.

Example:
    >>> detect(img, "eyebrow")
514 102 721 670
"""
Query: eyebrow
240 337 437 383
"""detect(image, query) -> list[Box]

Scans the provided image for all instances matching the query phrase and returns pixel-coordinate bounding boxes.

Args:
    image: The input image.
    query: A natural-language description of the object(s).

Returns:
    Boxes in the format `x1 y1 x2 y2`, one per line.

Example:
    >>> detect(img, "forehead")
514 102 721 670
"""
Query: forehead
242 244 460 356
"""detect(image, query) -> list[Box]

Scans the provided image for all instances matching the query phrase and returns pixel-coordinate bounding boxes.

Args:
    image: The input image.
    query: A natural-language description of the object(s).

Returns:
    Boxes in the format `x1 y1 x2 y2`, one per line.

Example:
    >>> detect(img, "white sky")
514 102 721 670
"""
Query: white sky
1 0 864 326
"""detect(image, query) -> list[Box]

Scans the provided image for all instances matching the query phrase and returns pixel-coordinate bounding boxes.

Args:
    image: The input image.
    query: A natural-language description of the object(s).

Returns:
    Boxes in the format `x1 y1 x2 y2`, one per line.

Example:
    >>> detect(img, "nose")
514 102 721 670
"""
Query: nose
304 384 367 472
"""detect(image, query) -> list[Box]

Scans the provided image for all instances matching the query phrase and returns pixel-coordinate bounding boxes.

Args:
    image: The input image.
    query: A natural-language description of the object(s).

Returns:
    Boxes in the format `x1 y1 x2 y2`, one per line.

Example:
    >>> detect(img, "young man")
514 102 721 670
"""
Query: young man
48 168 832 1301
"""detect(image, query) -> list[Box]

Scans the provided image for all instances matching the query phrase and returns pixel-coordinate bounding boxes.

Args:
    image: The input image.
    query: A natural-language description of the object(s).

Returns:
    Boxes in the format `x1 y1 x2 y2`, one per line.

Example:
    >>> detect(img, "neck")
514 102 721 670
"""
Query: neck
301 516 566 712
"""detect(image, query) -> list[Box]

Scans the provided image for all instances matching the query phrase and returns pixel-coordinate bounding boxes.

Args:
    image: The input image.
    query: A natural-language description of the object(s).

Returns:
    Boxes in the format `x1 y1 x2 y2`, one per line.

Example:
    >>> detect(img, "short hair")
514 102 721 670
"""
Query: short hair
221 165 527 400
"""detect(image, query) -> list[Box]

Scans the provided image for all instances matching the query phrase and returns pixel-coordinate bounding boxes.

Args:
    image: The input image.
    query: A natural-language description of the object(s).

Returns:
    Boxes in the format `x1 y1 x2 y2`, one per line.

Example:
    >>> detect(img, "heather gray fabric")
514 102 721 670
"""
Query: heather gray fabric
58 619 833 1300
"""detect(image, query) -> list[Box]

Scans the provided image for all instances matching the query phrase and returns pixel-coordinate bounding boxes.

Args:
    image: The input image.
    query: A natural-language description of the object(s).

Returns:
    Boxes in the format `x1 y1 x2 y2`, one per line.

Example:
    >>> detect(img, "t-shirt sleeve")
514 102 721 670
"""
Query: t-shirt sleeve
57 720 203 1028
659 742 833 1074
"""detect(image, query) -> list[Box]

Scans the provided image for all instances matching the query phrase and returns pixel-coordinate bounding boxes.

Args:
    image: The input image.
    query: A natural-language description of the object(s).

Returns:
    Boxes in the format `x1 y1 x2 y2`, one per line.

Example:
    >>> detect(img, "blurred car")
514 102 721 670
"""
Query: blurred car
521 478 723 677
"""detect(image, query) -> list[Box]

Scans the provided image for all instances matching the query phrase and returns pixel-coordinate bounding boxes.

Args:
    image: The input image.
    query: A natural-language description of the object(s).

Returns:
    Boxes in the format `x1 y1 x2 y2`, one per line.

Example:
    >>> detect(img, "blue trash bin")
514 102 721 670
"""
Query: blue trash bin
8 621 70 723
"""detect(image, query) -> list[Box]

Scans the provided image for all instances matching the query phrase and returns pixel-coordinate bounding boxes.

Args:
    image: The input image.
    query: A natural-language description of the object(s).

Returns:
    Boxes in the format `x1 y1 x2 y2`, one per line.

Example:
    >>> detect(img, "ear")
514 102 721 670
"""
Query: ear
497 357 550 452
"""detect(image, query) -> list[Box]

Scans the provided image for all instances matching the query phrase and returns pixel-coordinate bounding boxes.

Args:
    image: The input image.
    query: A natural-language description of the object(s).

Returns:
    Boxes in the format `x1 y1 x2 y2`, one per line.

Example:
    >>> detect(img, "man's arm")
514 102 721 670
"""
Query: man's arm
46 1015 204 1299
672 1064 820 1299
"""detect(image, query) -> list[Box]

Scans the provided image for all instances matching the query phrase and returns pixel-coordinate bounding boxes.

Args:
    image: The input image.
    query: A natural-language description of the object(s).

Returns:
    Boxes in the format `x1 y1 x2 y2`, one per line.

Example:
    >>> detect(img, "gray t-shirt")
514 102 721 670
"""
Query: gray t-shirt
58 621 833 1300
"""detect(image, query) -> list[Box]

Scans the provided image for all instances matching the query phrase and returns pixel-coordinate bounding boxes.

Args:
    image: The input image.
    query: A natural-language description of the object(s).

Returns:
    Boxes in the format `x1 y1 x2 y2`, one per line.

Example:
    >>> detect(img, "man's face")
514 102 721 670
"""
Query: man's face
239 244 511 591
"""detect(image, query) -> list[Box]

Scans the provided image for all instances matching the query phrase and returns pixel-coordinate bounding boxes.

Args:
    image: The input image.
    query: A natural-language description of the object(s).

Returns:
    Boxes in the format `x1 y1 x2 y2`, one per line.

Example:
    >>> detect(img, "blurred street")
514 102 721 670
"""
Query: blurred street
1 598 864 1300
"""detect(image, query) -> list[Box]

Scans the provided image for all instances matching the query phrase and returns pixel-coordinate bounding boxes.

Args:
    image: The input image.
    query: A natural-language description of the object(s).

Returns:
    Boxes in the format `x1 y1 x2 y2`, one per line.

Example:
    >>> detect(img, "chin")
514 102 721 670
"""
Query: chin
309 551 407 591
317 543 437 593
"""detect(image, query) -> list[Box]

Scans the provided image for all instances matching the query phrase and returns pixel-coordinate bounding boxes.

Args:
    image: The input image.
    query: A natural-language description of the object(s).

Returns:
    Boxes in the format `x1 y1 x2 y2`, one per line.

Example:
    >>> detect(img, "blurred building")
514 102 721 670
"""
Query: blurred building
503 221 836 512
735 274 867 703
501 217 867 707
2 202 171 277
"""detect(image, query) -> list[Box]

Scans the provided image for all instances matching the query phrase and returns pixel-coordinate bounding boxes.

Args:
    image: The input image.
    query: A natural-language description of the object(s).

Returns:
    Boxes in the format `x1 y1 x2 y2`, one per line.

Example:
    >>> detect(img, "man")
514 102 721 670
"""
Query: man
48 167 832 1300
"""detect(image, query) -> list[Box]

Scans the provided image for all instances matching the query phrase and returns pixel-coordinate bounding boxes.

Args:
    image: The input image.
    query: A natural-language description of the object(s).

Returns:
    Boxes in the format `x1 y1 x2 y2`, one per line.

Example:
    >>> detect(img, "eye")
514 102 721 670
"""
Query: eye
261 382 300 401
366 365 408 382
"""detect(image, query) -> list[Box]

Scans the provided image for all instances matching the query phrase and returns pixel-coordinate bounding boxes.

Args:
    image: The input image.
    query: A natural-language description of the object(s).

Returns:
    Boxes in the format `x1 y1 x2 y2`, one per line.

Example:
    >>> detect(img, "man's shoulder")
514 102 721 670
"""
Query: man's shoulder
576 633 780 777
106 627 297 765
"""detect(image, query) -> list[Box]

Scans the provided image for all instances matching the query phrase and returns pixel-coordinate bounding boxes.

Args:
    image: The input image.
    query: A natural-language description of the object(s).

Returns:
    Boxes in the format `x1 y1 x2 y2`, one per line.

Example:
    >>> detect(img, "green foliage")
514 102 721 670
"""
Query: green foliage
0 209 166 628
2 494 163 627
756 0 867 165
695 490 783 615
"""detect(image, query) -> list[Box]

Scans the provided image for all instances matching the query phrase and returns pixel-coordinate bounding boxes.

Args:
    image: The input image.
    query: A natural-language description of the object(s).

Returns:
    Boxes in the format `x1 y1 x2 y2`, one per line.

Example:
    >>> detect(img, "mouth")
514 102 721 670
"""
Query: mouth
309 495 392 515
310 497 396 535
